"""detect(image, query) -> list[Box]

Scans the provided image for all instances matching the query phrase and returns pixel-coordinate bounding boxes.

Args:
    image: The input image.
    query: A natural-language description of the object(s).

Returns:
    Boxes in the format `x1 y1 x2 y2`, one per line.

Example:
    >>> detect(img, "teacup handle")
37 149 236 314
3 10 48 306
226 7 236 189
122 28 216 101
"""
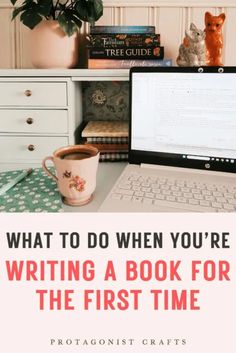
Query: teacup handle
42 156 58 182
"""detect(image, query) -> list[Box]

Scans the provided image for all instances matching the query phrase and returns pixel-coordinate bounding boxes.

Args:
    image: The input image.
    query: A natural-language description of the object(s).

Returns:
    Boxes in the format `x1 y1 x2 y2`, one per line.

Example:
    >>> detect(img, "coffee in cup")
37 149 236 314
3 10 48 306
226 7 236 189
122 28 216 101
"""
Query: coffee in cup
42 145 99 206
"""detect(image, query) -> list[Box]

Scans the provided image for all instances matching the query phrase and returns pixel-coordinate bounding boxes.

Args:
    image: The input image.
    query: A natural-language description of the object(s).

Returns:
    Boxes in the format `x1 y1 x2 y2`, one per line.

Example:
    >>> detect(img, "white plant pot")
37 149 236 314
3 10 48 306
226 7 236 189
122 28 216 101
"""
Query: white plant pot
29 20 79 69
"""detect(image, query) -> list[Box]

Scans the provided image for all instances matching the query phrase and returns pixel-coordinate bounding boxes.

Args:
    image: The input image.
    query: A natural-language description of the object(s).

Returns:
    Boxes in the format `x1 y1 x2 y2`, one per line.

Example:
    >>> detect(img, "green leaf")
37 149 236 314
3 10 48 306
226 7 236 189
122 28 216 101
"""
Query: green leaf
12 6 25 20
58 13 78 37
20 3 43 29
71 15 83 29
37 0 52 16
11 0 52 28
93 0 103 20
75 0 103 24
10 0 18 5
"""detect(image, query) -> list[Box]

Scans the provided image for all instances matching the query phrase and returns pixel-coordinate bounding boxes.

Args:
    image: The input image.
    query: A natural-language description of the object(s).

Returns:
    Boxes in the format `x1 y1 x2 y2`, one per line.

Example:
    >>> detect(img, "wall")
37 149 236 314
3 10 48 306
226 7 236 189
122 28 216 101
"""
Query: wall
0 0 236 68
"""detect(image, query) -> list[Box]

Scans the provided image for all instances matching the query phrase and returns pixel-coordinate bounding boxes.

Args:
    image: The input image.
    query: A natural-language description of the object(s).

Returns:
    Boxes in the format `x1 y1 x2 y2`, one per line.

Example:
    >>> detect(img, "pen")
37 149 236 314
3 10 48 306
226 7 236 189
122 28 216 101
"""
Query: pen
0 168 33 196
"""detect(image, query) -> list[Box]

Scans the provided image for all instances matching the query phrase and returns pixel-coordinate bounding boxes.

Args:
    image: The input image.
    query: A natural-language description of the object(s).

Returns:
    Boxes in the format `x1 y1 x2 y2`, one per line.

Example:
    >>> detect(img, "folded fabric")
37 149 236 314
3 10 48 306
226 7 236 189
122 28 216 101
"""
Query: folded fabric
0 168 63 213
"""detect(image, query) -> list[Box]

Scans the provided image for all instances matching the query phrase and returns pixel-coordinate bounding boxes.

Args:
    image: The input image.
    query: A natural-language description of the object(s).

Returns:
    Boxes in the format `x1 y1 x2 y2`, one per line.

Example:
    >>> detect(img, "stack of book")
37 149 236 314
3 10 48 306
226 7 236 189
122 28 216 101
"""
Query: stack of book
87 25 172 69
81 121 129 162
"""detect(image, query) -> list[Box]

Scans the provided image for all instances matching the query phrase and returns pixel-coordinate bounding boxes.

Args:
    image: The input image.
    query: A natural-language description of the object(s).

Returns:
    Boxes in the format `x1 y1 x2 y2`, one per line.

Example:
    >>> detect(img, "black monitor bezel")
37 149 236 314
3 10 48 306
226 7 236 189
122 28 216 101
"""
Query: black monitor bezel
129 66 236 173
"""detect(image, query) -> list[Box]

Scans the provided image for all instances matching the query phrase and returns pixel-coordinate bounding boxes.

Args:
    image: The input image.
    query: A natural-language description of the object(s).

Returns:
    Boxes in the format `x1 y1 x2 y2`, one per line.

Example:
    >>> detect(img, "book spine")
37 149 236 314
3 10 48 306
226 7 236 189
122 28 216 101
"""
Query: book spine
88 59 172 69
90 26 155 34
85 137 129 144
88 34 161 48
99 153 129 162
89 46 164 60
85 143 128 152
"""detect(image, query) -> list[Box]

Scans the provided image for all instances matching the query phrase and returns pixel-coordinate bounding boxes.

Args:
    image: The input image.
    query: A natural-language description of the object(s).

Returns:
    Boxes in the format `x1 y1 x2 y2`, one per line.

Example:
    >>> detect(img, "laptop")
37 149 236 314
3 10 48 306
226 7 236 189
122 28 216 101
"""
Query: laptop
99 66 236 212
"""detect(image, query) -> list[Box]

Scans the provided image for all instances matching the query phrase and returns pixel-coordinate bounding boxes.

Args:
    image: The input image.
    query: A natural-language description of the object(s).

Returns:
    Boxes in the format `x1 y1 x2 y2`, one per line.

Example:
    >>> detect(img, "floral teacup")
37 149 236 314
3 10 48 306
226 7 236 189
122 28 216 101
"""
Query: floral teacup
42 145 99 206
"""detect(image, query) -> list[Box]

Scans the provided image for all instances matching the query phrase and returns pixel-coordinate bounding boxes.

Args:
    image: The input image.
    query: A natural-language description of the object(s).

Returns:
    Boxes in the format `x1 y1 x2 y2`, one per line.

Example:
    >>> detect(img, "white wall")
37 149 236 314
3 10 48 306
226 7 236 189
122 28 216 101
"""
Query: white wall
0 0 235 68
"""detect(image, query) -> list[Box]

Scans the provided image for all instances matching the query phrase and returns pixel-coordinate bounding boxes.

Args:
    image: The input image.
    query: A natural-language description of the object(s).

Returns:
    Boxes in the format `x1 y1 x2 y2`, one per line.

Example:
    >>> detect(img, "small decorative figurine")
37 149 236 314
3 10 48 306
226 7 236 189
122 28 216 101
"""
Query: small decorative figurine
205 12 226 66
177 23 206 67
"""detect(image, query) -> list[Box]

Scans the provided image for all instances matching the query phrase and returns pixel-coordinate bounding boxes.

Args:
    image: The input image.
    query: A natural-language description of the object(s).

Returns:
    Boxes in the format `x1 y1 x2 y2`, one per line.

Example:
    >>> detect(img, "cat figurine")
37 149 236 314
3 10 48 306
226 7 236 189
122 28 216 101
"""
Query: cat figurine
177 23 206 67
205 12 225 66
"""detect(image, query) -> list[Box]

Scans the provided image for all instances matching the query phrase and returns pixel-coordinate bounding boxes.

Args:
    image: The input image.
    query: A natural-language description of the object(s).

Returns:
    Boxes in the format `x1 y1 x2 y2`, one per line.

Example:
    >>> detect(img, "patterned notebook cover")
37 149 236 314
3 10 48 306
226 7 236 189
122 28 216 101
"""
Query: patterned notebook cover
81 121 129 137
0 168 63 213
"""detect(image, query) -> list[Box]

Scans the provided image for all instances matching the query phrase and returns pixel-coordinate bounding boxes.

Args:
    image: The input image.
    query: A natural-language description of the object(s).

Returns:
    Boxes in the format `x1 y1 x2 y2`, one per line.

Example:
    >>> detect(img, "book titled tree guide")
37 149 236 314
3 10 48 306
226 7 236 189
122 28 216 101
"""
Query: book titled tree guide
89 46 164 60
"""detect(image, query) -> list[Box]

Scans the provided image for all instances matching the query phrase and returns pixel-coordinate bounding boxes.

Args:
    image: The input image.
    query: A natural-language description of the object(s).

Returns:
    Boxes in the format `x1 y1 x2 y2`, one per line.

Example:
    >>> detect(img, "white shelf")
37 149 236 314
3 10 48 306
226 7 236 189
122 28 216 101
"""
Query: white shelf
0 69 130 81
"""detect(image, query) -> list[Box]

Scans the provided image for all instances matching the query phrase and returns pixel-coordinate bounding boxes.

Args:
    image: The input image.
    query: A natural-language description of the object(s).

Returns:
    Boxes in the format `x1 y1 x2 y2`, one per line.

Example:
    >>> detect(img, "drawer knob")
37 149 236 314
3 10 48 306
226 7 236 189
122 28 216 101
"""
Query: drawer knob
26 117 34 125
25 89 32 97
28 144 35 152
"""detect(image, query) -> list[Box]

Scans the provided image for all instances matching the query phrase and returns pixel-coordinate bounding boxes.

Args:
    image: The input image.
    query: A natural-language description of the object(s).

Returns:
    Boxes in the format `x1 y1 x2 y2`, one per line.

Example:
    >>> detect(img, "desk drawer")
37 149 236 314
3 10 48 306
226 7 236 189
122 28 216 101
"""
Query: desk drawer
0 110 68 134
0 136 68 161
0 82 67 107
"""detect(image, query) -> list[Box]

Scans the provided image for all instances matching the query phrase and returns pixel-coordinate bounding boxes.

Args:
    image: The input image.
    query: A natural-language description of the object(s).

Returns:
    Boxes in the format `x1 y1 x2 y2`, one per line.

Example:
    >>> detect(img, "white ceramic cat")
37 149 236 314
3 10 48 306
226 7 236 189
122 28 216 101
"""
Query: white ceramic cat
177 23 206 66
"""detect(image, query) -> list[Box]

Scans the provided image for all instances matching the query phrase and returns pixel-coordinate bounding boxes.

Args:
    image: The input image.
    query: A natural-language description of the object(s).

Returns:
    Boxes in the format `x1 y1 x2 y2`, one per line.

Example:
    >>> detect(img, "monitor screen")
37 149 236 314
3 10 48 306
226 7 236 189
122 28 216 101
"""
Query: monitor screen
131 71 236 165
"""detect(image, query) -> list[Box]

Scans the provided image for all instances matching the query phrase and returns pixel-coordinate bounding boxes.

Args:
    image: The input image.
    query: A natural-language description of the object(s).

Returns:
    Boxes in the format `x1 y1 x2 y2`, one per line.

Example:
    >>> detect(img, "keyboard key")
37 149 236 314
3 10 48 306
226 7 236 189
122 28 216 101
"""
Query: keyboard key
132 196 142 203
228 199 236 205
224 193 234 199
143 198 153 205
223 203 235 211
183 193 192 198
189 199 199 205
156 194 165 200
153 199 216 212
163 190 171 195
192 189 200 194
145 192 155 198
216 197 227 203
171 186 179 191
116 189 134 196
166 196 176 202
167 180 175 186
213 191 223 197
173 191 181 197
177 197 187 203
217 186 227 192
142 187 151 192
148 176 157 182
122 195 132 201
205 195 215 201
161 185 169 190
152 188 161 194
133 181 141 186
196 184 205 190
177 181 185 187
202 190 212 196
134 191 144 197
151 183 160 188
212 202 223 209
119 184 131 190
132 186 141 191
159 180 166 185
194 194 204 200
200 200 211 207
186 182 195 188
207 185 216 191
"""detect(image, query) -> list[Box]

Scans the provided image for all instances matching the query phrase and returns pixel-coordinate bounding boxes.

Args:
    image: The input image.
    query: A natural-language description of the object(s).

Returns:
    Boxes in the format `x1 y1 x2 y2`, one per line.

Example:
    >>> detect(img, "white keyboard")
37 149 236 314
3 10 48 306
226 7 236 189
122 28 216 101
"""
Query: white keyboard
110 172 236 212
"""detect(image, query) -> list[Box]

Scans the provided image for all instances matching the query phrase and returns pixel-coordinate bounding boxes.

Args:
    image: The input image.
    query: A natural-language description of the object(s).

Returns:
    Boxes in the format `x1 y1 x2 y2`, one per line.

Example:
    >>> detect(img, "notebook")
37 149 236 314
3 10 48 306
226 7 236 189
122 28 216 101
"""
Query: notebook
99 66 236 212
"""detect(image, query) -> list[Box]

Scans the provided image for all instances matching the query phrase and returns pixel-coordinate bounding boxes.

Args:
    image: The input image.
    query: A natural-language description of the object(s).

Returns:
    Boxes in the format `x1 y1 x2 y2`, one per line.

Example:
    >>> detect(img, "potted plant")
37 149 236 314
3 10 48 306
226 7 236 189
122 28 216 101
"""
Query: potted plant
10 0 103 68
